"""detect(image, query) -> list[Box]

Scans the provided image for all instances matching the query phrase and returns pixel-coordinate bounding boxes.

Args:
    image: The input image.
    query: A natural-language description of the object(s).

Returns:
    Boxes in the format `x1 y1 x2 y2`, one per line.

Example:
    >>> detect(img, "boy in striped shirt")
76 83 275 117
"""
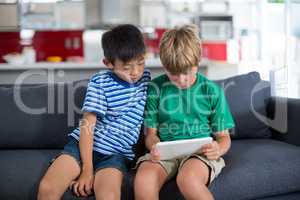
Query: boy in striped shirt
38 24 151 200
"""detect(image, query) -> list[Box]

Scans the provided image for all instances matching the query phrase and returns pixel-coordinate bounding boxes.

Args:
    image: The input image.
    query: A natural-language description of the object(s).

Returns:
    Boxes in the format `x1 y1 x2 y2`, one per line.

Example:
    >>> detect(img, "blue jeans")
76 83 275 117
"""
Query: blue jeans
51 136 131 174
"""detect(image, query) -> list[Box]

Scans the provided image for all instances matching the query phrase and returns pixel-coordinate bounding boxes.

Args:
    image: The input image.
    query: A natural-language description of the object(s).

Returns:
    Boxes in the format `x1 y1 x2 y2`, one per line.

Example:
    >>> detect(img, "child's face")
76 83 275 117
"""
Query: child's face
166 67 198 89
104 56 145 83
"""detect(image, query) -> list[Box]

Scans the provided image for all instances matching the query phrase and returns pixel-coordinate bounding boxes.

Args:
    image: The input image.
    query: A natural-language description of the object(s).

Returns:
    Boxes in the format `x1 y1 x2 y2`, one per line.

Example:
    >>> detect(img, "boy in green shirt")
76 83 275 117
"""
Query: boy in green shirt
134 25 235 200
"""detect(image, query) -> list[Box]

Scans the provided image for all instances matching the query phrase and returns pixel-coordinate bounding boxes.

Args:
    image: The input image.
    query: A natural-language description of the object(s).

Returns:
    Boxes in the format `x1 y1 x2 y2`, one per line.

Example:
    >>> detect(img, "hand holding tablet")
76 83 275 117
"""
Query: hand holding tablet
155 137 213 160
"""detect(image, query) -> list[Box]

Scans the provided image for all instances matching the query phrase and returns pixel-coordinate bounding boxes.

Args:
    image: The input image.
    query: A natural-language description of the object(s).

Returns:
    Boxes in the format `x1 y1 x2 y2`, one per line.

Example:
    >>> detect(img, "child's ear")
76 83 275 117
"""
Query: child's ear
103 59 113 69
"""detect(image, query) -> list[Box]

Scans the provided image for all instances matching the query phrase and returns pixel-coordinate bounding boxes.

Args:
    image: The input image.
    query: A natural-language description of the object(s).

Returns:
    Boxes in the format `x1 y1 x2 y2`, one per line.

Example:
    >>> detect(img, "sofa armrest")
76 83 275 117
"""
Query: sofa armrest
267 97 300 146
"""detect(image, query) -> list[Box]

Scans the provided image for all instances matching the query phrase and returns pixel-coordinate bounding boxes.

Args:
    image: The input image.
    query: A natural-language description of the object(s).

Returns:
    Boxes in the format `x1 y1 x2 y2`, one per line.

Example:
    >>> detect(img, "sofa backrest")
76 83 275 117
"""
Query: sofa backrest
0 79 88 149
214 71 272 139
0 71 272 150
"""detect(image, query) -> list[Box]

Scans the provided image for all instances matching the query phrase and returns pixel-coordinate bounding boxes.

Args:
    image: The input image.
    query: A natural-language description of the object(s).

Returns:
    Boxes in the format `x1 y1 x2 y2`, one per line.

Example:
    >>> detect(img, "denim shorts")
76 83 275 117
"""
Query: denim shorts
51 137 131 175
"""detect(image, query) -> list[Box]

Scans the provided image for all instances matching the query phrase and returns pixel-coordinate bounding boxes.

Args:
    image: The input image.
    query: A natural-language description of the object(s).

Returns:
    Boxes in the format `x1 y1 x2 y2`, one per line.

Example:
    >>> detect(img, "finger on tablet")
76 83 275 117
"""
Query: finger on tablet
205 152 219 159
201 143 212 150
203 148 215 153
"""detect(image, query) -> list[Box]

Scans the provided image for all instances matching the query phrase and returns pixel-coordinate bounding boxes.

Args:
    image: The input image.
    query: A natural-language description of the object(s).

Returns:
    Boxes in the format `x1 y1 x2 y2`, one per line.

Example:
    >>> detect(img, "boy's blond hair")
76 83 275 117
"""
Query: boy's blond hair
159 24 202 75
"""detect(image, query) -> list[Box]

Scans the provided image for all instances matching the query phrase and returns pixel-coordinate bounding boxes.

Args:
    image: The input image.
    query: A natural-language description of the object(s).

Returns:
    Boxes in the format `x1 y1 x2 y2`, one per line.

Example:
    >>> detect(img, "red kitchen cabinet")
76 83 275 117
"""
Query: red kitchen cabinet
202 41 227 61
0 32 22 63
143 28 234 62
144 28 167 57
32 30 84 62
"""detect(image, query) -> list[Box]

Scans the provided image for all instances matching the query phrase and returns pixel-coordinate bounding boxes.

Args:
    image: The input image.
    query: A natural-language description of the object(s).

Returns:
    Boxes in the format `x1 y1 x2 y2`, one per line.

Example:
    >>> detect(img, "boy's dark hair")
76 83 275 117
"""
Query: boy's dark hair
102 24 146 64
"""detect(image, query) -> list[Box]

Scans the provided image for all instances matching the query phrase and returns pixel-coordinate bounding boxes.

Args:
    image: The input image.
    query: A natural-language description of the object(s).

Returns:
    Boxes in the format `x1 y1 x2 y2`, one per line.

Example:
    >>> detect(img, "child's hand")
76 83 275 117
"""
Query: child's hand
70 169 94 197
200 141 221 160
150 144 160 162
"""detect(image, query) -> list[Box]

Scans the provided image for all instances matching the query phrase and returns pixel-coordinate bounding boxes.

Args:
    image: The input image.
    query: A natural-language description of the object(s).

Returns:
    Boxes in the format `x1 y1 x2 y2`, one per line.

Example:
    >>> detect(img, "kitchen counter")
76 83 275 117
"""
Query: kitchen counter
0 59 168 84
0 59 164 70
0 58 241 84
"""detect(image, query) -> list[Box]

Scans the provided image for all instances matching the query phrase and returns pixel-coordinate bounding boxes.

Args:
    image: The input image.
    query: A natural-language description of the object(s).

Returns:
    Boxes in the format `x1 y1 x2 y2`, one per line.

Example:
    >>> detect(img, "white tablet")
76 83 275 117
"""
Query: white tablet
155 137 213 160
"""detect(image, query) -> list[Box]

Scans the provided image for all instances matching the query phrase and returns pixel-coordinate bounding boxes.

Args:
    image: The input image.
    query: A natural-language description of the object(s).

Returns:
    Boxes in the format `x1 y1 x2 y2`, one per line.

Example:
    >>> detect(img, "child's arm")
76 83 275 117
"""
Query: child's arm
79 112 96 172
200 130 231 160
214 131 231 156
145 127 161 161
72 112 96 197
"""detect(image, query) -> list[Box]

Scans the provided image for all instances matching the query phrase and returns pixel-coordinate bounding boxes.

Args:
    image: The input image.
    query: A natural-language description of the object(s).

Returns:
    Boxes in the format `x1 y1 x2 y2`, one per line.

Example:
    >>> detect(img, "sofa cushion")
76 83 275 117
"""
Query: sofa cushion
209 139 300 200
0 149 60 200
257 192 300 200
1 140 300 200
0 80 88 149
214 71 272 139
0 149 132 200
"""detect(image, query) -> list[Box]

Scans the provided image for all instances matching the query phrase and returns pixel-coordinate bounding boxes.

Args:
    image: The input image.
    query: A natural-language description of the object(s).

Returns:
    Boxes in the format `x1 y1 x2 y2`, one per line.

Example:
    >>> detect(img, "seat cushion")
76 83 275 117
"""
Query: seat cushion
209 139 300 200
257 192 300 200
0 150 60 200
214 72 272 139
0 149 133 200
1 140 299 200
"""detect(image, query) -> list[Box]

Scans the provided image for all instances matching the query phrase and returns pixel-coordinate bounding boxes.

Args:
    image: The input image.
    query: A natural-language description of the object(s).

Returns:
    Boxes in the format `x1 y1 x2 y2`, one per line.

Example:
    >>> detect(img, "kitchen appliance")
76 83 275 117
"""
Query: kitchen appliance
196 15 233 41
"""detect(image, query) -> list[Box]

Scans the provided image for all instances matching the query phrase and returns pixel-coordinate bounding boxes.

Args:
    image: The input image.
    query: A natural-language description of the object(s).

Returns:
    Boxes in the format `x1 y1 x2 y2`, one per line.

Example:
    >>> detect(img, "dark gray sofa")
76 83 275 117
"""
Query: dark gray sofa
0 71 300 200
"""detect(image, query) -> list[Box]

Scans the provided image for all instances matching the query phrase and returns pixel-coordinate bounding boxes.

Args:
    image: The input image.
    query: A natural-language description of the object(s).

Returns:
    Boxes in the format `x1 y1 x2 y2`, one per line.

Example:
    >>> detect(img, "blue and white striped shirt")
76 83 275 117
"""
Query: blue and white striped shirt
69 69 151 160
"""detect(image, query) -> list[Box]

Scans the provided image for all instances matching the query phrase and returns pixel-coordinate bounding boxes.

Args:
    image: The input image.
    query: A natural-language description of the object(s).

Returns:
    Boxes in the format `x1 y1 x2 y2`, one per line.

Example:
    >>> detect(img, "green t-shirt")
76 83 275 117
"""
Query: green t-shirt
144 73 235 141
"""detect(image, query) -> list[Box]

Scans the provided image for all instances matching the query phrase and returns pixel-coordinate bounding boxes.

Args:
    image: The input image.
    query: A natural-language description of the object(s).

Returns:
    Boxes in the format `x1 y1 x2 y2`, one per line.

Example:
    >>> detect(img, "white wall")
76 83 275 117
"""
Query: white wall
0 4 18 29
140 1 167 27
100 0 139 25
